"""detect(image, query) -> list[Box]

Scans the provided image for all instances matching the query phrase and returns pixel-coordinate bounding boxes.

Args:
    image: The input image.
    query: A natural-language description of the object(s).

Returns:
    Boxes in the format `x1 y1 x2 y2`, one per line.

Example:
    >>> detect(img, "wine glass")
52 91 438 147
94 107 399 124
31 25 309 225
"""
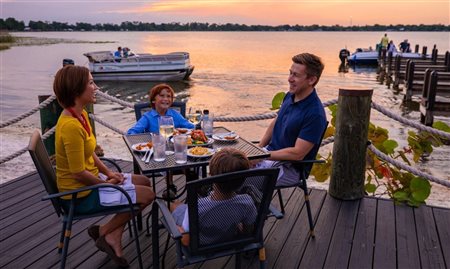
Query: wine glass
187 108 202 128
158 116 175 155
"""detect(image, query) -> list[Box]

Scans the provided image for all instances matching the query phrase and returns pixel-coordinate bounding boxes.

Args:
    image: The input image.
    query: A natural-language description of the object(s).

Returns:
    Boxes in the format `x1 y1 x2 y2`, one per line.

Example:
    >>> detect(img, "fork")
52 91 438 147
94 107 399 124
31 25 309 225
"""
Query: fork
145 149 153 163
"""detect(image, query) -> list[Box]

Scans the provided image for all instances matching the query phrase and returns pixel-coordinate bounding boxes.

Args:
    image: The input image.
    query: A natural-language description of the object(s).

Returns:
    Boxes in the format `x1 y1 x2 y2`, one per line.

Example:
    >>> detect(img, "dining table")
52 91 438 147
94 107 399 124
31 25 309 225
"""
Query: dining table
123 126 270 176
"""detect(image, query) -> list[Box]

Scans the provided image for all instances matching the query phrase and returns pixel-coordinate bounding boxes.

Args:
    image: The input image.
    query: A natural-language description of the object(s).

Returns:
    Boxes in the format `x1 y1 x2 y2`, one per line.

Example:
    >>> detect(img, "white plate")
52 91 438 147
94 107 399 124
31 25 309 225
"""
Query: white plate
188 138 215 147
131 142 153 152
187 147 215 158
212 133 240 142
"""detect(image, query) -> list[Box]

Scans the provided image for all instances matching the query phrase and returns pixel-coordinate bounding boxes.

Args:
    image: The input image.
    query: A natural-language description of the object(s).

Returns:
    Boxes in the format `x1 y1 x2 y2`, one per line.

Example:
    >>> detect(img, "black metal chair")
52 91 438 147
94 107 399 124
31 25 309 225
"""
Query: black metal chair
134 101 186 122
274 122 328 238
27 130 143 269
152 168 280 269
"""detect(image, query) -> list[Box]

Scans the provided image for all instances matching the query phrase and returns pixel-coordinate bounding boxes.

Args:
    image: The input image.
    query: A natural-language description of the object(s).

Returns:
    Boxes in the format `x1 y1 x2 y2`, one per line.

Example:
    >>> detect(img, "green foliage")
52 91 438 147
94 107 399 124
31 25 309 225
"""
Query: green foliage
271 92 449 207
271 92 285 110
0 33 15 43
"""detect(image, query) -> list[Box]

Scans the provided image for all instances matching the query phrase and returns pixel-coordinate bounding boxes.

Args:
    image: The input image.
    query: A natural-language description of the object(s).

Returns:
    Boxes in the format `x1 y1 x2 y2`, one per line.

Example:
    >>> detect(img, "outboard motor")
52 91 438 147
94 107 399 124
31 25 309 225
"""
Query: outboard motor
62 58 75 66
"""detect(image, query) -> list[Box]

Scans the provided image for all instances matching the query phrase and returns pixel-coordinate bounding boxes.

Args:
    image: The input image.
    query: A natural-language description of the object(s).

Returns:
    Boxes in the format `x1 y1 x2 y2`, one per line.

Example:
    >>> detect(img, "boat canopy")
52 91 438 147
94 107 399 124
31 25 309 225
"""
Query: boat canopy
83 51 115 63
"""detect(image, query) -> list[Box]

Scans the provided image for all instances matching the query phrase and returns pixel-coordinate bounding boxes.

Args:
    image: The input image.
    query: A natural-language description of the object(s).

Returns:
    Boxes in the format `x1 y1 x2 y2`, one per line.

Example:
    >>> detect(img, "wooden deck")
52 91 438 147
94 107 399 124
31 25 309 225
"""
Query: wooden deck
1 160 449 269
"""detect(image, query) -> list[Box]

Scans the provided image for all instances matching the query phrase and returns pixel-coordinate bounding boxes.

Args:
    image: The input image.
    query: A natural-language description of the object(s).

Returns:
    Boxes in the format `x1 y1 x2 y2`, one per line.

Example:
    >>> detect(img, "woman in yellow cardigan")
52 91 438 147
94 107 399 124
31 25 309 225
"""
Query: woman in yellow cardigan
53 65 155 267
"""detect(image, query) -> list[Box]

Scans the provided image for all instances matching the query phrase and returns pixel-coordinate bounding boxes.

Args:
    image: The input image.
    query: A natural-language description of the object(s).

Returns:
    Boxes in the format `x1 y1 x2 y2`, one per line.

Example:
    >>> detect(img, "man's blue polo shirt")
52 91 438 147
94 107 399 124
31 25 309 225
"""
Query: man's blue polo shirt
127 108 194 134
267 90 327 161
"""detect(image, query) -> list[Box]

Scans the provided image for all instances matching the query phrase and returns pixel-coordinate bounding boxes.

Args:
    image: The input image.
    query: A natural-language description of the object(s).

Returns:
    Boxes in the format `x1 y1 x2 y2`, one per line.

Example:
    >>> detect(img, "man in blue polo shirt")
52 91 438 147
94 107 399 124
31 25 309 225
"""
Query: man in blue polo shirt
256 53 327 186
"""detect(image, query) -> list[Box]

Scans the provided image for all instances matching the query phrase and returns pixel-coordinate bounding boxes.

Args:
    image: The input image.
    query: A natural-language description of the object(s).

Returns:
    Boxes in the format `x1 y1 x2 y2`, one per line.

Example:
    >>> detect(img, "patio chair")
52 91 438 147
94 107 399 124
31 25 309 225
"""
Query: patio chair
152 168 280 269
134 101 186 121
27 130 143 269
274 122 328 238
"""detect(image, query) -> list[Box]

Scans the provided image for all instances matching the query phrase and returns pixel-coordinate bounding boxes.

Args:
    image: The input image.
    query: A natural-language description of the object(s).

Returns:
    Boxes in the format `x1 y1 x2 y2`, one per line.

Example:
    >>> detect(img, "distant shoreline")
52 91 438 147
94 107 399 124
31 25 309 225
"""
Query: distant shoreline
0 35 114 50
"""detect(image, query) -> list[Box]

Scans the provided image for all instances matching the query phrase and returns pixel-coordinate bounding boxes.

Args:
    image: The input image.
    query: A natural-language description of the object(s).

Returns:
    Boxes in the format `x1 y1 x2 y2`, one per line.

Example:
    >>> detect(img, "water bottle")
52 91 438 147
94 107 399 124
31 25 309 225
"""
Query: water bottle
202 109 213 137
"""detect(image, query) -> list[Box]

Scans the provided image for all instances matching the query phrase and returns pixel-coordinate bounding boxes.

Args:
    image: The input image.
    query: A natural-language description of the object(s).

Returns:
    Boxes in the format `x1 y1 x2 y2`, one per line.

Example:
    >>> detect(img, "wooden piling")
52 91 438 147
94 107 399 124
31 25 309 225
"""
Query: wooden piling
329 88 374 200
39 95 63 156
415 44 419 53
422 46 428 59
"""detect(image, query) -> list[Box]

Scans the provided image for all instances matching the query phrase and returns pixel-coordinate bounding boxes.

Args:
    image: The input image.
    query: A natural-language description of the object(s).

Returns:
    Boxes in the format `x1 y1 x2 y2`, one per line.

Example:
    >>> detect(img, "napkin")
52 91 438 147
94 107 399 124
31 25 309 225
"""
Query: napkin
98 173 137 206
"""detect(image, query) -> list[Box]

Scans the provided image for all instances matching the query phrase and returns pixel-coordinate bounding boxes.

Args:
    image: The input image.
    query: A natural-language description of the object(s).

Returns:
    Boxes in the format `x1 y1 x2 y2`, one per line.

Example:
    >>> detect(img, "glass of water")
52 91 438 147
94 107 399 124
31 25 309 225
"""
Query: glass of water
158 116 174 155
173 135 188 164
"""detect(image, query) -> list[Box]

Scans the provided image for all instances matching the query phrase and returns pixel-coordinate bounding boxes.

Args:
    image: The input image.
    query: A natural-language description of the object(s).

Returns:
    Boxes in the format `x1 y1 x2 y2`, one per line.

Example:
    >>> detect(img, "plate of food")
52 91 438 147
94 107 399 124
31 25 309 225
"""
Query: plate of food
187 147 215 158
187 130 214 147
212 132 239 142
131 142 153 152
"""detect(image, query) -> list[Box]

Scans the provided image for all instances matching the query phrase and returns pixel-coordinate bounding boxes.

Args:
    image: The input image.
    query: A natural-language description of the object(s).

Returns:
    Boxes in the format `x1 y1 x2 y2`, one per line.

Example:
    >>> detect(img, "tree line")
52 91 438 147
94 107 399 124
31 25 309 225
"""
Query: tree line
1 17 449 32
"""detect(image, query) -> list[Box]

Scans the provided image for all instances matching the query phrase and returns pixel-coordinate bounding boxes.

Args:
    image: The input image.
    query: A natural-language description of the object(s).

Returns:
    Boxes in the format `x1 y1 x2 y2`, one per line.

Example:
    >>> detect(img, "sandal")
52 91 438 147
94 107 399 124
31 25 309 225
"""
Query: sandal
87 225 100 243
95 236 129 268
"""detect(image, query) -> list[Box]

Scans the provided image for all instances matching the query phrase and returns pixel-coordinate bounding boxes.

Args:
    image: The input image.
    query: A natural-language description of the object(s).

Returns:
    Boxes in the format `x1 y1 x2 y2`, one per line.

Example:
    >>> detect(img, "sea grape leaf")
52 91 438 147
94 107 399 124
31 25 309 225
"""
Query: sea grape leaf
410 177 431 202
365 183 377 194
393 191 408 202
382 139 398 154
271 92 285 110
432 121 450 132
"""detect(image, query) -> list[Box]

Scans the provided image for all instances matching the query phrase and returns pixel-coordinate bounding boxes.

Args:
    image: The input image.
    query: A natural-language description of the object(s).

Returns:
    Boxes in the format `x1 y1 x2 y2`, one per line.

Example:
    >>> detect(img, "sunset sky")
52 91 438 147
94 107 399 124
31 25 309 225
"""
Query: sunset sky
2 0 449 26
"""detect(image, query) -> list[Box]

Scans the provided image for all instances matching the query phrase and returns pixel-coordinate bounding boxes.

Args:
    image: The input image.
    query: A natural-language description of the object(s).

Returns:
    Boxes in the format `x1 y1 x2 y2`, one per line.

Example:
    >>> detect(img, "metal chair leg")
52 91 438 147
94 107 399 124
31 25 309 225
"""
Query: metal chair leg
301 183 315 238
277 189 285 214
258 247 267 269
235 252 242 269
152 203 161 269
58 220 67 253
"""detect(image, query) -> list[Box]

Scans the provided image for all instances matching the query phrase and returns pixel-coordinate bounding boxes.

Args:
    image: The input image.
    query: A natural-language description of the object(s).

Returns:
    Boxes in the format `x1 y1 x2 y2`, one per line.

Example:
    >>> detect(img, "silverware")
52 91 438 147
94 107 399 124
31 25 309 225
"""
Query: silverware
141 150 150 161
145 149 153 163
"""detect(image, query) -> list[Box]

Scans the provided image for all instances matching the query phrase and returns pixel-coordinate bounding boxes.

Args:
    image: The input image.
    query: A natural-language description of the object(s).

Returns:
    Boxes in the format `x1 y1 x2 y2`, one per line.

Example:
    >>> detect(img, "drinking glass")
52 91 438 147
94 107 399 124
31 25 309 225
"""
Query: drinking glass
152 134 166 162
173 135 188 164
158 116 174 155
187 108 202 128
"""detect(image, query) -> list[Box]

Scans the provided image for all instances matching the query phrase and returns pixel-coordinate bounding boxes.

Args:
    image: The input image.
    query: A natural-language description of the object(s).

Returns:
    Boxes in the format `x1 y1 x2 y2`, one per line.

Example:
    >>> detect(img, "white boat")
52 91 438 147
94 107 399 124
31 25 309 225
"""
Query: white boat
347 48 429 65
83 51 194 81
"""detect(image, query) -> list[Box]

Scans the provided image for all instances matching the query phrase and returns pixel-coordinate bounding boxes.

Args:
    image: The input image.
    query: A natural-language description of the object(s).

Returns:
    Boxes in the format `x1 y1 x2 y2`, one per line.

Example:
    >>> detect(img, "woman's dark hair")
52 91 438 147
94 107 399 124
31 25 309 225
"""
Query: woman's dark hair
53 65 90 108
148 83 175 109
209 148 250 193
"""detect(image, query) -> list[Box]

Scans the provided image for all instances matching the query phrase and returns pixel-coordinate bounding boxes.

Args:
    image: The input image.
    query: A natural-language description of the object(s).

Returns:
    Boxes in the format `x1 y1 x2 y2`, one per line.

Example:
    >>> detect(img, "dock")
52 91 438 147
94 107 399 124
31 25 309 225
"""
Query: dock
1 160 449 268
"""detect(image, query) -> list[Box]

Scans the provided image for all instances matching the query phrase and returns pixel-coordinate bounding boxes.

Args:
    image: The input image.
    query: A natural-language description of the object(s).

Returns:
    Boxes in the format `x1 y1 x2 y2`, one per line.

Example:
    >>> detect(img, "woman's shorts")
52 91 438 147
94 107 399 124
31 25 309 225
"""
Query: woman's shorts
59 189 110 215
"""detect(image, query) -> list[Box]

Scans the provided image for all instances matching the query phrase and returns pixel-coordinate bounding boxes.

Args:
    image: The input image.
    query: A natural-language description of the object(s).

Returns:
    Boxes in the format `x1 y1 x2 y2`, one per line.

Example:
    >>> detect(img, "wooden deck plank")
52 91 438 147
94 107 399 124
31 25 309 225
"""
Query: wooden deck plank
373 199 396 268
348 198 377 269
272 189 327 269
323 200 360 269
415 205 446 268
300 194 342 268
433 207 450 268
1 161 450 269
395 204 421 269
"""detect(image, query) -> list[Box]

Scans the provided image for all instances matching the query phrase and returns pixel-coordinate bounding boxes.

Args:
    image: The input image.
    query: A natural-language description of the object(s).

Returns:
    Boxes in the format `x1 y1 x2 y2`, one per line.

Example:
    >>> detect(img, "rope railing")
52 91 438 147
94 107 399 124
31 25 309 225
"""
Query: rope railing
89 114 126 136
95 91 134 109
0 95 57 128
0 126 55 165
371 101 450 140
368 144 450 188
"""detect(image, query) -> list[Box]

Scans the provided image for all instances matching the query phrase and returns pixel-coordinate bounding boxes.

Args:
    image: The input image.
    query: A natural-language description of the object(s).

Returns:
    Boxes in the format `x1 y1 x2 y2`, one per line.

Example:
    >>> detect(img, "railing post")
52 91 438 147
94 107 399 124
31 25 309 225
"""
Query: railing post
329 88 373 200
422 46 428 59
39 95 63 156
414 44 419 53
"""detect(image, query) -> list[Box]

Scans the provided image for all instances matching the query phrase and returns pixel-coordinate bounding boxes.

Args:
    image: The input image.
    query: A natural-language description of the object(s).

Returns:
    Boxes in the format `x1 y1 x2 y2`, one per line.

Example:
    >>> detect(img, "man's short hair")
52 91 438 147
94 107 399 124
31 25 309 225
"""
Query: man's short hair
53 65 90 108
292 53 324 86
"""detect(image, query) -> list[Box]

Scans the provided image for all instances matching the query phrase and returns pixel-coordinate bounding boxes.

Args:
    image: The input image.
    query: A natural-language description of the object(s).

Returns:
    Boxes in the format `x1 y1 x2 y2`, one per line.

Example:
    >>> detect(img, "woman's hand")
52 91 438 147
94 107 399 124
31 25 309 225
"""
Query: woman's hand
105 171 124 185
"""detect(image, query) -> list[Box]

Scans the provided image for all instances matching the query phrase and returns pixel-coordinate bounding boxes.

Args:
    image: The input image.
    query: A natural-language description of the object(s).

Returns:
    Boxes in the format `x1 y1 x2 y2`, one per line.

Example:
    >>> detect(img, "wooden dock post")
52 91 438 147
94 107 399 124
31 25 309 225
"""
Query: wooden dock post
39 95 63 156
414 44 419 53
422 46 428 59
329 88 374 200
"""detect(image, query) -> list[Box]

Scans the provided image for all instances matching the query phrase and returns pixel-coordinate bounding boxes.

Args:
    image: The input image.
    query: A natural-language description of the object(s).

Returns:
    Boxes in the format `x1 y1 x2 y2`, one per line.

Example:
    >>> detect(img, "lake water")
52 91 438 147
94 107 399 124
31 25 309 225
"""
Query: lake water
1 31 449 206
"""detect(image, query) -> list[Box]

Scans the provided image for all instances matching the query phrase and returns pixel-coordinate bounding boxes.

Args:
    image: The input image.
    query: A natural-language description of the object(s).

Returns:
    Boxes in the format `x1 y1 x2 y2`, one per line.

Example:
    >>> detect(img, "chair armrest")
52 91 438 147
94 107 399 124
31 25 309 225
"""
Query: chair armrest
100 157 123 173
290 159 325 165
43 183 136 206
154 199 182 239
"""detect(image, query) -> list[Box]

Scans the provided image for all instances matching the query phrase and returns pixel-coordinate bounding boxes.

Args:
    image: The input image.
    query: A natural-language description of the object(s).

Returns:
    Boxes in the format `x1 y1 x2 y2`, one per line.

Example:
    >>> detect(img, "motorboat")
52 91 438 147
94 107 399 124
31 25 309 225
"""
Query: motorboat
83 51 194 81
346 48 428 65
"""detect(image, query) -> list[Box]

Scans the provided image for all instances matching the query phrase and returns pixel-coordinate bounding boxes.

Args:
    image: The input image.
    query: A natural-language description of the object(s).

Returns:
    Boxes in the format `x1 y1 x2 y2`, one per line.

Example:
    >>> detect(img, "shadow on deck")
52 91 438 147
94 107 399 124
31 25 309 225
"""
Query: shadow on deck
1 160 449 268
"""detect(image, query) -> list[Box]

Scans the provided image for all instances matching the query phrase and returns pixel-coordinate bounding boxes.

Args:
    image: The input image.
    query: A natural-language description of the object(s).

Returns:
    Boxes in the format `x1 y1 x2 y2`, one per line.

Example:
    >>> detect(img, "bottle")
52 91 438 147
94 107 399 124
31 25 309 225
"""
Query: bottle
202 109 213 137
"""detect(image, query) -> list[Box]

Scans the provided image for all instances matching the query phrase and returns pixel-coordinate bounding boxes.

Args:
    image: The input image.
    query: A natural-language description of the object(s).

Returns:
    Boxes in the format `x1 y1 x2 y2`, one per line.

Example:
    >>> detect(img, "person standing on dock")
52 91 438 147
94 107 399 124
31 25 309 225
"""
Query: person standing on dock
53 65 155 267
380 33 389 51
254 53 327 186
